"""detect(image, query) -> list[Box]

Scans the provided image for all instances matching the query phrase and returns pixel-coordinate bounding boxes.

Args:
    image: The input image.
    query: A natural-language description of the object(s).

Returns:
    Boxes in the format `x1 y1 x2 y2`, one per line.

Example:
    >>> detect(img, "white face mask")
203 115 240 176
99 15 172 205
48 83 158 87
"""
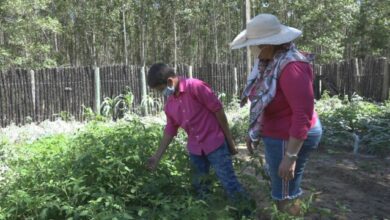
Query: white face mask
162 85 175 97
250 46 262 58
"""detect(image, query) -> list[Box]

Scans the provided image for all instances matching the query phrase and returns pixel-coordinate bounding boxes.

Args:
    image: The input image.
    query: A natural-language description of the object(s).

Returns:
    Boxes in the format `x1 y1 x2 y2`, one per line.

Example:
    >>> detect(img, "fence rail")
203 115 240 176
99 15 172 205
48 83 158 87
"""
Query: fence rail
1 57 389 127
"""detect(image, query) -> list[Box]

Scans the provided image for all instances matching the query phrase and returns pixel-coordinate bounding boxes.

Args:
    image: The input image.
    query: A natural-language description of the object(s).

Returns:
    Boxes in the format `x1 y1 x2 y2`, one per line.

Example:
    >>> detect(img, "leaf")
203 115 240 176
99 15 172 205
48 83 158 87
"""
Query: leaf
79 210 89 216
138 209 145 216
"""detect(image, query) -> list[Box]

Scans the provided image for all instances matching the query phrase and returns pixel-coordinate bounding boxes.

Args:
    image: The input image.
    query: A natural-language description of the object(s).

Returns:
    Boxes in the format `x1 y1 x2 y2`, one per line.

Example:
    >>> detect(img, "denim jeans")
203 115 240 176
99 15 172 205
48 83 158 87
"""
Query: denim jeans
189 141 245 200
263 119 322 200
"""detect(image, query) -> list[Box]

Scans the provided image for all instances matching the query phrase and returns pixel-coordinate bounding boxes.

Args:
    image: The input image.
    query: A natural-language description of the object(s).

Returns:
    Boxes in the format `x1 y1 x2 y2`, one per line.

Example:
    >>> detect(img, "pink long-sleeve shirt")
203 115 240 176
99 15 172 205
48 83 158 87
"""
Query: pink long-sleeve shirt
262 61 318 140
164 77 225 155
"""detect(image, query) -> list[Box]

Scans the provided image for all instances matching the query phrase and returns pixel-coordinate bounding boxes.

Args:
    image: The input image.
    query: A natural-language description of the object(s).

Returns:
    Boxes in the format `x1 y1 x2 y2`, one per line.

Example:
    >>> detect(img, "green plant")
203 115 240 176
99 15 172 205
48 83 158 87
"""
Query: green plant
100 89 135 121
0 119 253 219
226 99 250 144
140 94 163 115
217 92 227 103
58 111 73 121
82 105 95 121
316 92 390 156
100 97 114 117
336 201 351 214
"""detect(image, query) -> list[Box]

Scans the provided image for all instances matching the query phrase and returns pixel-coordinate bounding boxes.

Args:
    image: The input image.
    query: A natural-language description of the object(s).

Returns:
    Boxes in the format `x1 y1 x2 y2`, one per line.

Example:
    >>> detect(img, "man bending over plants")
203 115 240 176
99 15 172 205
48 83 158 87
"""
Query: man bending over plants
145 63 249 206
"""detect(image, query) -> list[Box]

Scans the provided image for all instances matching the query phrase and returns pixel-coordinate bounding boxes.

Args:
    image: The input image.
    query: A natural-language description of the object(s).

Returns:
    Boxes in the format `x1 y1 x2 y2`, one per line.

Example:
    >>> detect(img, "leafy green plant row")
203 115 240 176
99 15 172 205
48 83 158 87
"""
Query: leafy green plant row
315 92 390 156
2 92 387 219
1 117 263 219
228 92 390 157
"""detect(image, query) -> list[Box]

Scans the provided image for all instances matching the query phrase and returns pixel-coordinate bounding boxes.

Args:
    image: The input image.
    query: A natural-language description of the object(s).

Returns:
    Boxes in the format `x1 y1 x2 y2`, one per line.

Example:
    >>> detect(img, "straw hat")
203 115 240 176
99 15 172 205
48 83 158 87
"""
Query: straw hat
230 14 302 49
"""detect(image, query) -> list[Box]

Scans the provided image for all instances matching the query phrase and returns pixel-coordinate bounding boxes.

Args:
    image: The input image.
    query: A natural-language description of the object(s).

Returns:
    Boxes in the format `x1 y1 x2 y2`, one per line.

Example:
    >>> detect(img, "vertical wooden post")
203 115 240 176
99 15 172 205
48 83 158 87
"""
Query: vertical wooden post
141 65 148 115
30 70 36 115
189 65 193 78
94 67 101 113
234 67 238 96
381 57 389 101
354 58 360 84
352 58 360 99
336 62 341 94
313 64 322 99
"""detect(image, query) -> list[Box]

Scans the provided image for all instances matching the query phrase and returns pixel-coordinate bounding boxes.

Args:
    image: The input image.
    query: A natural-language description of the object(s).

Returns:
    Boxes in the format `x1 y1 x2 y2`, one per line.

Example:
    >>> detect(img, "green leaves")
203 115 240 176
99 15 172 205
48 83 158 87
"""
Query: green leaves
0 0 60 69
1 0 388 68
0 118 240 219
317 93 390 156
100 89 135 121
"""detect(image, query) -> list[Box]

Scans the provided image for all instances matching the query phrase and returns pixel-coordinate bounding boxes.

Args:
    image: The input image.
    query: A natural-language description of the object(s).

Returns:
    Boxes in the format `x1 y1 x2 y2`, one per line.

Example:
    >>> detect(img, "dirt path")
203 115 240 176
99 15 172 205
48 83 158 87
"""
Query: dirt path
236 145 390 219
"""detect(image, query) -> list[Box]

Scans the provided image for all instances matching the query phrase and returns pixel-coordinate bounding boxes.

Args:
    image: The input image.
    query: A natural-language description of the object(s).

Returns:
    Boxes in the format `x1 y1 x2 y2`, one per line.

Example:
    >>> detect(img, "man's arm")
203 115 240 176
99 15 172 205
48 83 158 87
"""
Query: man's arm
214 108 238 155
146 132 174 171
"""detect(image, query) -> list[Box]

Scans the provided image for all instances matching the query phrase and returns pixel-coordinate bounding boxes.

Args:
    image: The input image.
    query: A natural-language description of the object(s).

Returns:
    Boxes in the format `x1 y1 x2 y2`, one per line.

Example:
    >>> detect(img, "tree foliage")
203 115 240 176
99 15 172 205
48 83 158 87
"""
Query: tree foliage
0 0 388 69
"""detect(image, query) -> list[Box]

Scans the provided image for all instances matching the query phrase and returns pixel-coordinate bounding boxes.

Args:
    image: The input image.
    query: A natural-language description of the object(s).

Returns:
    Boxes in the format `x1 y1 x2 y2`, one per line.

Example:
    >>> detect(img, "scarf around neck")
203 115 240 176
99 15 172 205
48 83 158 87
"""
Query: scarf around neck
242 44 311 141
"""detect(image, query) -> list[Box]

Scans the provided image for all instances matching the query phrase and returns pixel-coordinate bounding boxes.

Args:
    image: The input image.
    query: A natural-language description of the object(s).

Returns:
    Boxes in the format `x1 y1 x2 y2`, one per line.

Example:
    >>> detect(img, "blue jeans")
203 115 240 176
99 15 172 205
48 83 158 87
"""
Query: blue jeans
189 141 245 200
263 119 322 200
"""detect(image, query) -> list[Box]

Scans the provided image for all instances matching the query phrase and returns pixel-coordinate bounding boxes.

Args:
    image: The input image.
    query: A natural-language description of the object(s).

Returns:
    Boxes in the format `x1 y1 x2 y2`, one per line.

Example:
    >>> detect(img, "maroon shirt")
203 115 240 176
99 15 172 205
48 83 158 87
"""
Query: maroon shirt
164 78 225 155
262 62 318 140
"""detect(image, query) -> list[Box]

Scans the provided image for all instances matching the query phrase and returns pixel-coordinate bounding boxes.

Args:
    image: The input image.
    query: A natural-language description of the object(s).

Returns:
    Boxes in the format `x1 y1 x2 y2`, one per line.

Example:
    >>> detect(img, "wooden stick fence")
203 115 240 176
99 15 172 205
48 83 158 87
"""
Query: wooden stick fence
317 57 389 101
0 57 389 127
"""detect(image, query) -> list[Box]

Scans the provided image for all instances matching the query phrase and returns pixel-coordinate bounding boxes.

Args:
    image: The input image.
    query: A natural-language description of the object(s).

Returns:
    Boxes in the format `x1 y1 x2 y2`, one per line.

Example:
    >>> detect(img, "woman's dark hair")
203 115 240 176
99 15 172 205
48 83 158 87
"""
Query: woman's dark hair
275 42 291 52
147 63 176 88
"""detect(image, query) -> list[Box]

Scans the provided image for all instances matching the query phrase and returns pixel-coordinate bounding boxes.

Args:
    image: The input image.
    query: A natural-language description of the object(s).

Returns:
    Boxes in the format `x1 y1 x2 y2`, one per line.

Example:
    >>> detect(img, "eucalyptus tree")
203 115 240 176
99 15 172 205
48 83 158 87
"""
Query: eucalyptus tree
1 0 388 69
250 0 359 63
0 0 61 69
352 0 390 58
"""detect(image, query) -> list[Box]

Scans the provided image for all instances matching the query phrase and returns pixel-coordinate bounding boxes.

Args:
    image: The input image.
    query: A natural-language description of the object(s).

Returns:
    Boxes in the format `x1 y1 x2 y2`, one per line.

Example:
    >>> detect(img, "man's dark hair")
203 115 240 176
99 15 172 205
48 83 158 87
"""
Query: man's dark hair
147 63 176 88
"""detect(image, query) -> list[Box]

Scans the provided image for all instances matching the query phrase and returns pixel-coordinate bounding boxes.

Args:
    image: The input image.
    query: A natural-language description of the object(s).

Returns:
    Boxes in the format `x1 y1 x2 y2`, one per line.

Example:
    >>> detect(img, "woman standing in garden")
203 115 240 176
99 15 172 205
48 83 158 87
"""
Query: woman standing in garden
230 13 323 215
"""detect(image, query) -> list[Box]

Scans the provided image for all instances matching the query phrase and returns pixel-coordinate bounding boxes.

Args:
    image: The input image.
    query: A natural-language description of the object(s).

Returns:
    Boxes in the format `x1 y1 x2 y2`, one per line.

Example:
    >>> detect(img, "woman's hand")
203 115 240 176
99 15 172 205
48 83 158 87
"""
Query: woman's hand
245 136 254 155
278 157 296 181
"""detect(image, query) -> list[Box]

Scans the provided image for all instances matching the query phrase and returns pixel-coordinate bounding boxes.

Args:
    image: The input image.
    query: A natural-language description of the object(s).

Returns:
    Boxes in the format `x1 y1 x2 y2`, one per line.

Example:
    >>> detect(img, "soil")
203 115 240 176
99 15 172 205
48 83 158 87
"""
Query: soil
236 144 390 220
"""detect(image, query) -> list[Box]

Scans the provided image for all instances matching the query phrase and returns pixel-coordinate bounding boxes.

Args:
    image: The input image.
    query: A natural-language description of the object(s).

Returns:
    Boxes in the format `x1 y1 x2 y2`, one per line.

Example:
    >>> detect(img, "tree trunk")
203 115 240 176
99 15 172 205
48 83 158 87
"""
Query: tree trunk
227 5 231 64
54 33 58 52
0 30 4 45
129 14 134 64
73 30 78 66
245 0 251 73
92 31 97 66
213 0 219 63
141 2 146 67
122 9 128 65
173 14 177 70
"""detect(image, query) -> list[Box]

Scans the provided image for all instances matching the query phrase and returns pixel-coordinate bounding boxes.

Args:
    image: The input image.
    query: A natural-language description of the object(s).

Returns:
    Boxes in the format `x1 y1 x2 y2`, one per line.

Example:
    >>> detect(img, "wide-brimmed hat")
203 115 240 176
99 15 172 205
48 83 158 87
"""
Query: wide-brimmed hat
230 14 302 49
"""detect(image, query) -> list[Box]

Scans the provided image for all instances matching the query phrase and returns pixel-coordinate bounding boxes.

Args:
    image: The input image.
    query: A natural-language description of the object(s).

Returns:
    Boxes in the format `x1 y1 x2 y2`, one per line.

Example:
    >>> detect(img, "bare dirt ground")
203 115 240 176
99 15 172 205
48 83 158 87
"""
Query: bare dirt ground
236 145 390 220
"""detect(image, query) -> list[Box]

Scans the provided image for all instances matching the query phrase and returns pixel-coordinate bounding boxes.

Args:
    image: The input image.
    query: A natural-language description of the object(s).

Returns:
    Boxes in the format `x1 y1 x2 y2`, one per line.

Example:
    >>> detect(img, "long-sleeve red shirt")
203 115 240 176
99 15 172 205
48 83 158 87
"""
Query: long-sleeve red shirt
262 61 318 140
